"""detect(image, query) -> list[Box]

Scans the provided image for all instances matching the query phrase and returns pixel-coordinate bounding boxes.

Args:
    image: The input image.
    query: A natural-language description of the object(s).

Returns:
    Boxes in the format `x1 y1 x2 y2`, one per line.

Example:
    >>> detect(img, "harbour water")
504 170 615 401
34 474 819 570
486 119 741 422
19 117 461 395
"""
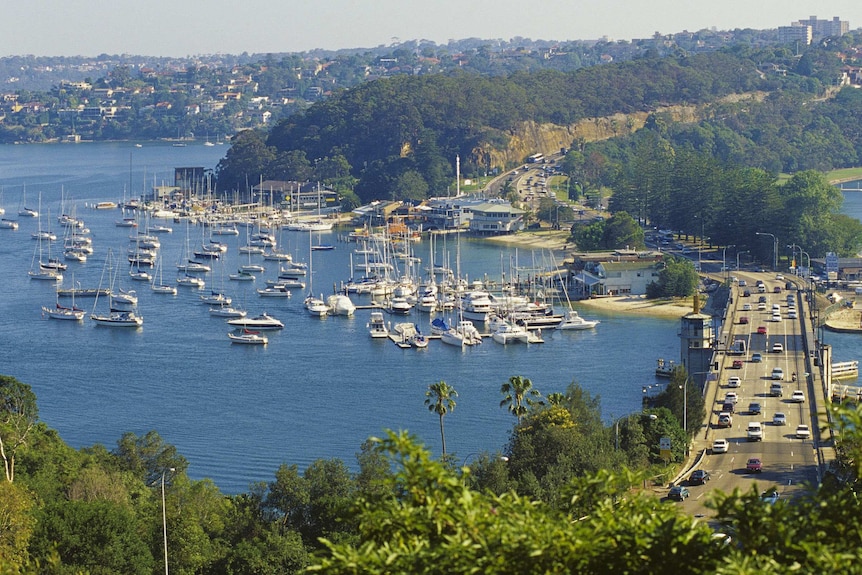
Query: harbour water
0 142 857 494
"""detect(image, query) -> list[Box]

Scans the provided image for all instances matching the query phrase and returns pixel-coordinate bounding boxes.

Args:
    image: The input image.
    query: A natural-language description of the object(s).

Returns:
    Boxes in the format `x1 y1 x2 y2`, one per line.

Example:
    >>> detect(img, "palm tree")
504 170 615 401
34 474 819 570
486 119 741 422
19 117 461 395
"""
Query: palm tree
425 381 458 455
499 375 542 423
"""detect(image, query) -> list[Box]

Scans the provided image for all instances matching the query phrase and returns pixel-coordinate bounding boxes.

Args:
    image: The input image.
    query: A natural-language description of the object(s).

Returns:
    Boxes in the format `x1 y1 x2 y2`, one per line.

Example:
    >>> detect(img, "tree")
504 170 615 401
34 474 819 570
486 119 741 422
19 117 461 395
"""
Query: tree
499 376 542 423
112 430 188 486
425 381 458 455
0 375 38 482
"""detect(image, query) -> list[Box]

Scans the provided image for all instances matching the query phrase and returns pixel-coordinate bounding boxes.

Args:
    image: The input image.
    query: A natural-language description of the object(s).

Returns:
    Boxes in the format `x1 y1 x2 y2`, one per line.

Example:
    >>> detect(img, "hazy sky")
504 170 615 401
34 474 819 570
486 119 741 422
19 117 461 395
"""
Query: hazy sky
2 1 860 57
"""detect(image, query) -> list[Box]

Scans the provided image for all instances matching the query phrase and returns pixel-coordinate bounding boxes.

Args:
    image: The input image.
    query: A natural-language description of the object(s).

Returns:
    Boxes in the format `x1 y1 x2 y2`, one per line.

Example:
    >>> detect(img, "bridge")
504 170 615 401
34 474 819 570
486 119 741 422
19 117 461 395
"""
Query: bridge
676 271 847 518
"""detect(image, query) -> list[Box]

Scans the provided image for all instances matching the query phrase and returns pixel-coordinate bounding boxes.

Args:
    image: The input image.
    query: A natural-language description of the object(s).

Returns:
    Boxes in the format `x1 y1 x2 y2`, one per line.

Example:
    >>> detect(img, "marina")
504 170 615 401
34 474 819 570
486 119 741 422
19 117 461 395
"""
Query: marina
0 142 858 494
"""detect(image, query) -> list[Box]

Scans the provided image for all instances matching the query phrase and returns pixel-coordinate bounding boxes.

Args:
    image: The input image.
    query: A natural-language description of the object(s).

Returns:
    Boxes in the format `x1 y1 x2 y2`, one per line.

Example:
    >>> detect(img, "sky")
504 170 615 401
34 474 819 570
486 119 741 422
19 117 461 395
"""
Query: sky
2 0 861 58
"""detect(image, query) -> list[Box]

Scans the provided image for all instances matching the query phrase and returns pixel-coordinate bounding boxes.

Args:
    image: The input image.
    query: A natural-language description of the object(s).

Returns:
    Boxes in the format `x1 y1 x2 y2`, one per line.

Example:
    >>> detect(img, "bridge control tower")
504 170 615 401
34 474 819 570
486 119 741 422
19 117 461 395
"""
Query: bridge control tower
679 294 715 389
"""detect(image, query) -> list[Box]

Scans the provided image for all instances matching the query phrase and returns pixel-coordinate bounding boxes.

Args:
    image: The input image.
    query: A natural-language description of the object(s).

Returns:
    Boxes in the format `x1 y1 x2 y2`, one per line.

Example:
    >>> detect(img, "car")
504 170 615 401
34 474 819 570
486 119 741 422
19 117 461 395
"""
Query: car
770 383 783 397
746 458 763 473
668 485 690 501
772 313 782 322
776 274 785 280
739 316 749 324
689 469 711 485
773 412 787 425
796 424 811 439
757 326 767 334
717 412 732 428
758 295 768 302
738 279 747 287
751 353 763 363
731 360 743 369
758 284 767 293
772 368 784 380
722 401 735 413
757 302 767 311
791 390 805 403
747 421 763 441
772 342 784 353
712 438 730 453
761 489 780 504
788 311 798 319
773 286 782 293
742 303 752 311
727 376 741 388
748 402 762 415
724 392 738 404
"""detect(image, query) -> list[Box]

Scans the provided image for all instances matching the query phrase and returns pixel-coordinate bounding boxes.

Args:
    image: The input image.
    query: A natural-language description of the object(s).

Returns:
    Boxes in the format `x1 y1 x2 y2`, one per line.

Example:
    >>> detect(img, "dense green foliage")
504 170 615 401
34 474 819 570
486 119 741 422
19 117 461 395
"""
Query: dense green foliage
646 256 701 298
5 370 862 573
572 211 645 250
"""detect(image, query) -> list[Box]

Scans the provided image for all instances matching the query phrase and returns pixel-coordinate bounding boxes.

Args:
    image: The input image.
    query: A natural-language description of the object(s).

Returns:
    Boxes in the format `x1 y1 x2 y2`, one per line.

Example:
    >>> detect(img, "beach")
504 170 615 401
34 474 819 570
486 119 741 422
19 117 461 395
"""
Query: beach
576 294 700 319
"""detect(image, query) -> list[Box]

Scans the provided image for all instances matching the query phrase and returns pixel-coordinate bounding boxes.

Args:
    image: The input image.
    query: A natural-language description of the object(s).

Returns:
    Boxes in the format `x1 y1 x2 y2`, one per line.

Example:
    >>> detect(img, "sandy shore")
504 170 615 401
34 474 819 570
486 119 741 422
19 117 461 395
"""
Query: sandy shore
482 230 571 252
576 295 700 319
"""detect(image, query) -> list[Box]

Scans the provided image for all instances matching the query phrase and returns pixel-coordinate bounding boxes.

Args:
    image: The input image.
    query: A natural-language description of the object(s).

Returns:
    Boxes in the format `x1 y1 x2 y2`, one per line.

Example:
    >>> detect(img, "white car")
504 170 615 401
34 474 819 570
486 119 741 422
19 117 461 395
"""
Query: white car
776 274 784 280
791 390 805 403
772 342 784 353
724 392 739 404
772 368 784 380
727 376 741 388
742 303 752 311
788 311 798 319
712 438 730 454
773 412 787 425
796 424 811 439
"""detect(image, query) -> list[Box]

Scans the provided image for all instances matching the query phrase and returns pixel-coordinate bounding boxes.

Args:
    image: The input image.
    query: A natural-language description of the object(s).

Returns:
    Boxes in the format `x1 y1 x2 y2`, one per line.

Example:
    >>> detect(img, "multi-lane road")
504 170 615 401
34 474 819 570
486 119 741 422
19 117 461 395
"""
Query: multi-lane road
675 272 821 516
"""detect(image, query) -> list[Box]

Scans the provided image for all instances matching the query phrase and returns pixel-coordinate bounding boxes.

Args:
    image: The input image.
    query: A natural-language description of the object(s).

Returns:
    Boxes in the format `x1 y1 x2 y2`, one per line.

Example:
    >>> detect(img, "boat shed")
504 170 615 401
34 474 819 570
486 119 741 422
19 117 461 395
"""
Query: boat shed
467 202 525 236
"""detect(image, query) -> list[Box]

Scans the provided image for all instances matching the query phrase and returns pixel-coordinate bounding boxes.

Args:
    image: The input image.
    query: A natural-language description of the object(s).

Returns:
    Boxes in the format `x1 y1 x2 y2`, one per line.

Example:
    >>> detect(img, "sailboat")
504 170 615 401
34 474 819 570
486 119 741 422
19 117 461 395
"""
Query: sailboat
90 250 143 327
42 274 85 321
18 184 38 217
28 196 62 281
303 230 328 317
151 253 177 294
553 257 599 330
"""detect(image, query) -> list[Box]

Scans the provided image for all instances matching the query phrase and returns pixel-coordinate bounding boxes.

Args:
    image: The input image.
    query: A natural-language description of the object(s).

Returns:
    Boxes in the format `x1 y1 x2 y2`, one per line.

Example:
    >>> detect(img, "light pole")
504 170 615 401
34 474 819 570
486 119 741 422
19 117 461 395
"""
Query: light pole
736 250 749 273
161 468 175 575
755 232 778 270
722 245 735 281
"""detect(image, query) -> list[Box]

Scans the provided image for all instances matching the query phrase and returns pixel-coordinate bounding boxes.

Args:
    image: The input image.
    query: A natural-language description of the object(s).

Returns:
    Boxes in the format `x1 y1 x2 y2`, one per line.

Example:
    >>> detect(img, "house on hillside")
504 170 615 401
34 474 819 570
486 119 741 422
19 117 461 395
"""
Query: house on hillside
564 250 664 298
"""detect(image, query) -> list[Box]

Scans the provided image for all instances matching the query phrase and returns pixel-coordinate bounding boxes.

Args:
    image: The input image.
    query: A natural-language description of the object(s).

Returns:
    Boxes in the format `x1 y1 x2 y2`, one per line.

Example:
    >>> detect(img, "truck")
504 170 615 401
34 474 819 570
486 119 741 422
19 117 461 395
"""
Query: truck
728 339 747 355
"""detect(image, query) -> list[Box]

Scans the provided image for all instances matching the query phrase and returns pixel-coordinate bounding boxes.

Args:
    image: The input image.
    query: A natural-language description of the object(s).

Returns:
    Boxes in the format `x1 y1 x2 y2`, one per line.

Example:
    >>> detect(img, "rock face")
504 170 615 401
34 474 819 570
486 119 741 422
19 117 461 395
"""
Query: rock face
475 102 711 169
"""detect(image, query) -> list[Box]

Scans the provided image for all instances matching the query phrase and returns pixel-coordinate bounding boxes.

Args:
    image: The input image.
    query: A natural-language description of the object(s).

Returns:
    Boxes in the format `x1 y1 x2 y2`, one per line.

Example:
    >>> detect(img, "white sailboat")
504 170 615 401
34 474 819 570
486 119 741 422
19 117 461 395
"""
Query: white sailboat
42 274 85 321
151 253 177 294
90 251 143 327
28 196 62 281
303 229 328 317
18 184 38 217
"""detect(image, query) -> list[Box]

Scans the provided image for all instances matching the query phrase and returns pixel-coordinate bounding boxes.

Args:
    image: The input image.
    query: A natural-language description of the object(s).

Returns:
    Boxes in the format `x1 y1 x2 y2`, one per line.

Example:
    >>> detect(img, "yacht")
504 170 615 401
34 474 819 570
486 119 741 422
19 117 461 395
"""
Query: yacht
228 312 284 330
367 311 389 338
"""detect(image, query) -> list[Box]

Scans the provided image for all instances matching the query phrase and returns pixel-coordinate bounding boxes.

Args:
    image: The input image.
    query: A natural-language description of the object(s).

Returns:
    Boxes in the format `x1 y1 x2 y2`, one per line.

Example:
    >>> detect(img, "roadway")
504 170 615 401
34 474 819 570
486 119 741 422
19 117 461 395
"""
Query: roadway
675 271 821 517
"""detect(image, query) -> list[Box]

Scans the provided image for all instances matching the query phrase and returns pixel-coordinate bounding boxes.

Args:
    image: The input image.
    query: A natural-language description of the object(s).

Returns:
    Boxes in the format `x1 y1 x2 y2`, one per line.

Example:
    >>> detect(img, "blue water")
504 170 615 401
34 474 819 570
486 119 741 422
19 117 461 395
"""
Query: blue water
0 142 856 494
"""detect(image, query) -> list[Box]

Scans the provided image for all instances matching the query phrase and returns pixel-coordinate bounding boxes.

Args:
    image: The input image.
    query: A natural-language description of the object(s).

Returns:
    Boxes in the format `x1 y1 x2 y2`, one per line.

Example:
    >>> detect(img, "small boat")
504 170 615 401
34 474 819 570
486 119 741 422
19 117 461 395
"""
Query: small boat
58 287 109 298
228 312 284 330
367 311 389 338
0 218 19 230
266 277 305 289
18 207 38 218
95 201 118 210
115 217 138 227
228 329 268 345
238 245 265 254
176 261 211 273
491 321 530 345
387 296 413 315
556 310 600 330
240 264 266 273
129 269 152 282
151 283 178 295
311 244 335 251
393 322 427 348
262 249 292 261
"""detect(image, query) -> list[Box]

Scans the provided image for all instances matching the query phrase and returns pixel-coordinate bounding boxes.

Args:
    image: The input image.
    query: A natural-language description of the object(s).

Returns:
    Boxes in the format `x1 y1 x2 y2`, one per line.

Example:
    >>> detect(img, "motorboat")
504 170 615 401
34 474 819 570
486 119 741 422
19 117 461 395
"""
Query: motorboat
209 305 247 318
304 294 329 317
556 310 600 330
257 286 292 297
228 329 268 345
326 294 356 316
176 275 205 288
367 311 389 338
176 260 211 273
228 312 284 330
457 291 495 323
387 296 413 315
392 322 427 348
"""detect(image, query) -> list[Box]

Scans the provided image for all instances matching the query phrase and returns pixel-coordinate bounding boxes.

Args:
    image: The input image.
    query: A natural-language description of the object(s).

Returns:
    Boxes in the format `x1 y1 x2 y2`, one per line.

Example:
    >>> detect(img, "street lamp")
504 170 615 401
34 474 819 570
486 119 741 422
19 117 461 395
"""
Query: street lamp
755 232 778 270
161 468 175 575
722 245 735 281
736 250 749 273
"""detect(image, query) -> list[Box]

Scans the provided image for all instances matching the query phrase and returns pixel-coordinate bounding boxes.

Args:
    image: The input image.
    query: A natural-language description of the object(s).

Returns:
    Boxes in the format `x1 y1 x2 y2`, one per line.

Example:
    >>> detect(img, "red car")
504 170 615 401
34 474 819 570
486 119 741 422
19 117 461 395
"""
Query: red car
746 458 763 473
757 326 767 335
732 360 743 369
739 316 749 324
